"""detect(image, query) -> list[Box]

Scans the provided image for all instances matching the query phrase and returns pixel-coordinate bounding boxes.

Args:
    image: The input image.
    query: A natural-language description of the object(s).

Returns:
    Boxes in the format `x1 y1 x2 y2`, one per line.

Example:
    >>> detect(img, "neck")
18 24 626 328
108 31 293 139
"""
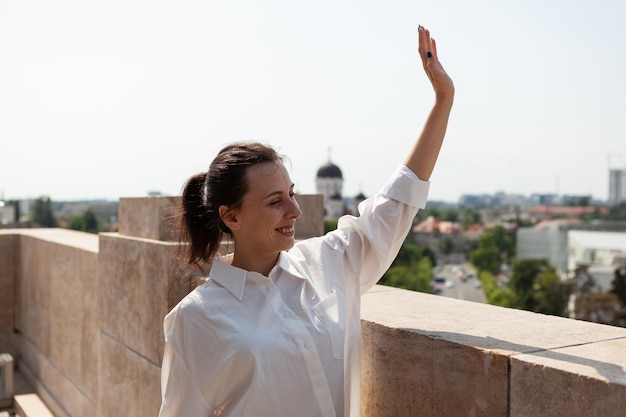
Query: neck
231 252 280 277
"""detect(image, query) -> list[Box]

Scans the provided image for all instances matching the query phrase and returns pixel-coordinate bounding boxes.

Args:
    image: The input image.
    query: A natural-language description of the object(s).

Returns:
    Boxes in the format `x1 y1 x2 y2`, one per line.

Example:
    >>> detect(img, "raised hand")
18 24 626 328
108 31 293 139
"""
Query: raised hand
418 25 455 100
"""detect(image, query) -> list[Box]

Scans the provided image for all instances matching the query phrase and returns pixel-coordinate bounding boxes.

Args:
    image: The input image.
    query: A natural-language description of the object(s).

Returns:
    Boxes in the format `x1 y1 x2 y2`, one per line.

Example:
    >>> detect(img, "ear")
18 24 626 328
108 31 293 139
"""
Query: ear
219 205 240 231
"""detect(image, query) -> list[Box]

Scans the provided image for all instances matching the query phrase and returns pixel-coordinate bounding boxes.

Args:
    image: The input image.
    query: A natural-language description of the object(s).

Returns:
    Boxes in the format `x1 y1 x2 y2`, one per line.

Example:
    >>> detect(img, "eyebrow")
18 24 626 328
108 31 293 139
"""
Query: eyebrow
263 184 295 200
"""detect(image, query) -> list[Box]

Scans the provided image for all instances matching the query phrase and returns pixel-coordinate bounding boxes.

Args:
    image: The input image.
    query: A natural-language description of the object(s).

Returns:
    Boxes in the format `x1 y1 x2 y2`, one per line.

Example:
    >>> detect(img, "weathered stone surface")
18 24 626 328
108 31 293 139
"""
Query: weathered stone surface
0 234 15 355
98 333 161 417
511 337 626 417
99 233 189 364
295 194 324 239
118 196 179 241
361 285 626 417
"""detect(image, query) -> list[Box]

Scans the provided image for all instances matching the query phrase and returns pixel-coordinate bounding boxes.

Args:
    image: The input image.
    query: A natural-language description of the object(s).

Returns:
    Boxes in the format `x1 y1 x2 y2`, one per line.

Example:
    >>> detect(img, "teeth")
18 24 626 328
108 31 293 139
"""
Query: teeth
278 226 294 234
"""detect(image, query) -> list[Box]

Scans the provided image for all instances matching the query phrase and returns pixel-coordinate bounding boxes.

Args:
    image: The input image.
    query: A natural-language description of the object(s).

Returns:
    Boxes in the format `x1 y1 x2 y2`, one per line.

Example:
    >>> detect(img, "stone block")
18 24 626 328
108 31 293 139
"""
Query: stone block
510 337 626 417
0 234 15 355
295 194 324 239
98 334 161 417
17 237 51 359
360 285 626 417
80 250 100 401
14 393 54 417
0 353 13 404
48 244 82 385
99 233 192 364
118 196 179 241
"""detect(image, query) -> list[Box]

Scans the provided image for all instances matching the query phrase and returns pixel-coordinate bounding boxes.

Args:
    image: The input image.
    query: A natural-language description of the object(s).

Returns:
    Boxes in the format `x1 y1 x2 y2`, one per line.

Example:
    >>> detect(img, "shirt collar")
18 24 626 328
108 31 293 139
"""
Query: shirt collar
209 251 308 300
275 251 308 280
209 256 247 301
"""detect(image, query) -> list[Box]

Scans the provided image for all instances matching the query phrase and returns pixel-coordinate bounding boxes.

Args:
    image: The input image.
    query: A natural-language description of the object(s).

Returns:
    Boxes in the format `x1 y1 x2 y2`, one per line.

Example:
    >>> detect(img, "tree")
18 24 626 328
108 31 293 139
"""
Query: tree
323 220 338 234
469 233 500 275
31 196 57 227
611 267 626 306
575 292 620 325
460 209 482 230
532 268 571 316
381 256 432 293
67 209 101 234
508 259 571 317
82 209 99 233
484 225 515 264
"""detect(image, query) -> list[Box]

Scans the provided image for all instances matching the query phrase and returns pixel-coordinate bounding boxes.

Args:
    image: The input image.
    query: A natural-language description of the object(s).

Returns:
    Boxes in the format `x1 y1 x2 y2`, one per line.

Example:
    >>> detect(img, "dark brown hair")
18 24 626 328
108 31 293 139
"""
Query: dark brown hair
177 142 283 267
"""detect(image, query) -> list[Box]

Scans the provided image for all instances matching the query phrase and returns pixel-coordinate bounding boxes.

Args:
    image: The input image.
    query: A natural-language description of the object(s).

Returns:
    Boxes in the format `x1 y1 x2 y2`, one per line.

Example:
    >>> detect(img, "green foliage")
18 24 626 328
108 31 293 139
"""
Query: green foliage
460 209 482 229
469 233 500 275
67 209 101 234
604 203 626 220
469 225 515 275
611 267 626 305
575 292 622 326
31 196 57 227
323 220 338 234
379 239 434 293
479 270 516 308
508 259 571 316
380 256 432 292
531 269 571 316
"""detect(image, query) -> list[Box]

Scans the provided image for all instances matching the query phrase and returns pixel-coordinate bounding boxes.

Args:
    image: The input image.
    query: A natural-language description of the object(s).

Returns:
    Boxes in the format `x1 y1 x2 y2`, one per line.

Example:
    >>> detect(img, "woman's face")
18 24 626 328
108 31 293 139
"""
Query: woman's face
224 161 302 259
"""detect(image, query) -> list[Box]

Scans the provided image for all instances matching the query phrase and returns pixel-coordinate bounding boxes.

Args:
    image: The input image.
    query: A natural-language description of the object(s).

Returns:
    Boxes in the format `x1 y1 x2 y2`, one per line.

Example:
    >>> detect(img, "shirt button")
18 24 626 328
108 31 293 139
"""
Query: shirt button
304 341 311 349
282 311 290 319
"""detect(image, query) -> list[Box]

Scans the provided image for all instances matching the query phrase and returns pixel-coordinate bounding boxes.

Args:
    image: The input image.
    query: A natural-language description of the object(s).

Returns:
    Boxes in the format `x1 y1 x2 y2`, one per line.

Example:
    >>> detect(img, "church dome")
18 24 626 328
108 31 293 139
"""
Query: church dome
316 161 343 179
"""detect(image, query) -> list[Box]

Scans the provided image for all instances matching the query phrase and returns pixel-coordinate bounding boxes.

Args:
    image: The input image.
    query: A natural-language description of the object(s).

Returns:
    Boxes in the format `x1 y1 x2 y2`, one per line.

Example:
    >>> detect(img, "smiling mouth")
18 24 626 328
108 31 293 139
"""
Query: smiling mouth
276 226 295 236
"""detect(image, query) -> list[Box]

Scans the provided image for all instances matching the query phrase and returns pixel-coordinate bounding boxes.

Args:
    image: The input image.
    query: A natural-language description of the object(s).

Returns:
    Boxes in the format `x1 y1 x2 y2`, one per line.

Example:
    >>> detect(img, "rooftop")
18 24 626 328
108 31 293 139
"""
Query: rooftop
1 195 625 416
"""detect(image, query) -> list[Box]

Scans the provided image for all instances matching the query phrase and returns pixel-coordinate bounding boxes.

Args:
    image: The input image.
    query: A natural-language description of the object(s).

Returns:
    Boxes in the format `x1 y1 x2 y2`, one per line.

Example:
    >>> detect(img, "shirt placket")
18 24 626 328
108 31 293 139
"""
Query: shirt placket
264 281 337 417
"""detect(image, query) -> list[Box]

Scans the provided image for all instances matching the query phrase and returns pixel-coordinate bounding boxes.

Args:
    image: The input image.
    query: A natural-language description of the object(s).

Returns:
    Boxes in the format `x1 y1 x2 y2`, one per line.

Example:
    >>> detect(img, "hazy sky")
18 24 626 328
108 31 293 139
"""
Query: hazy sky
2 0 625 203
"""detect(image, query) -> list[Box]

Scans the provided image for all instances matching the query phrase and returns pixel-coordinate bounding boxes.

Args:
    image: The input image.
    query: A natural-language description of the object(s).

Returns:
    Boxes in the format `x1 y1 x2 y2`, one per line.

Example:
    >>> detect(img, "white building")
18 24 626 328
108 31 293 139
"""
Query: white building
316 160 344 220
608 168 626 205
516 219 580 274
568 230 626 292
568 230 626 270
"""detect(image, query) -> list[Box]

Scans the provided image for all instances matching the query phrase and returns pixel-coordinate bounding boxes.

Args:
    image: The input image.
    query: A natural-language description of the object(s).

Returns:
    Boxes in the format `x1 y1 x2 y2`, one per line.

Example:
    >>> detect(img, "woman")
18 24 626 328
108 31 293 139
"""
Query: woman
159 25 454 417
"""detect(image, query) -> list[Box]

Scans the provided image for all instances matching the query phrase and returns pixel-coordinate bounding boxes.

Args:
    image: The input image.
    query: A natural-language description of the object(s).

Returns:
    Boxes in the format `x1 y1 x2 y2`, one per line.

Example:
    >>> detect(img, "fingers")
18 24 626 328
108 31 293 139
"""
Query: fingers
418 25 431 62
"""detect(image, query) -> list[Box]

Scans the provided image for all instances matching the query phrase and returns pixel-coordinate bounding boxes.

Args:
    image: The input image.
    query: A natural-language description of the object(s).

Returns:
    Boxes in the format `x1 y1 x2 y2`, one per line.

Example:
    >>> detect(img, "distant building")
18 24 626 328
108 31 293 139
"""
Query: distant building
517 220 626 275
517 219 580 274
609 168 626 205
316 159 344 220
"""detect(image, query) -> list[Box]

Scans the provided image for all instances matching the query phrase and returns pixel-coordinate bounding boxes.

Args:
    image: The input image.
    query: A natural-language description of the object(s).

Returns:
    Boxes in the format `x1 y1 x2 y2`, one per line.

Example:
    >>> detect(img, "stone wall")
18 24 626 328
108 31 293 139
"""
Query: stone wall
1 194 626 417
360 286 626 417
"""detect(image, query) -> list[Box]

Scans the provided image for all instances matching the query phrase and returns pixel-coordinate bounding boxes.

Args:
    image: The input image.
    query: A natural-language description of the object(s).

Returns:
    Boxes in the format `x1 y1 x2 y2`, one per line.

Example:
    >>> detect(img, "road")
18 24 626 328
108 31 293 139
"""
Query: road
433 265 487 304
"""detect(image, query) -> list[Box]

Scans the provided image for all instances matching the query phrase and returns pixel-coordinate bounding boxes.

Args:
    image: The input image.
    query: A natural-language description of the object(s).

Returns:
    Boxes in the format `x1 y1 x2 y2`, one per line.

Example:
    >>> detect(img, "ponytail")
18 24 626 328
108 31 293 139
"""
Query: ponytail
177 172 224 268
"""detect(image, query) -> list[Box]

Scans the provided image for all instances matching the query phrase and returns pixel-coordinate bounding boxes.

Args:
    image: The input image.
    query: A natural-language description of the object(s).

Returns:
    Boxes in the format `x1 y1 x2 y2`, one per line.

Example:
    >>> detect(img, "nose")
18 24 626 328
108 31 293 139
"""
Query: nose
289 198 302 219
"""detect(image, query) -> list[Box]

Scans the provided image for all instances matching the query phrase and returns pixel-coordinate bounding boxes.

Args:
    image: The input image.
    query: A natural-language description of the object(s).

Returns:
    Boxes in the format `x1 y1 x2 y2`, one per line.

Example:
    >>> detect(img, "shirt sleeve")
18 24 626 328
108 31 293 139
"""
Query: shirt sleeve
332 165 430 295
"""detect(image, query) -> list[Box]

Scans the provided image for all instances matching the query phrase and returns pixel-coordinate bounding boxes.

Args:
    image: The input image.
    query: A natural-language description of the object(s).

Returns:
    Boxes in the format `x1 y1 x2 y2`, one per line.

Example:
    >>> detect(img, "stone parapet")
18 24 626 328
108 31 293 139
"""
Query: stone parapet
1 197 625 417
361 285 626 417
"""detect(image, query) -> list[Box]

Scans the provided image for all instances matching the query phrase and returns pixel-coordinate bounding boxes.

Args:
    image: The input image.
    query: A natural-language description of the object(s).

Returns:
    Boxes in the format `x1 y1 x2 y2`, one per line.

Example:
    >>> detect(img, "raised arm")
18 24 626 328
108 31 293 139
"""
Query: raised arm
403 26 455 181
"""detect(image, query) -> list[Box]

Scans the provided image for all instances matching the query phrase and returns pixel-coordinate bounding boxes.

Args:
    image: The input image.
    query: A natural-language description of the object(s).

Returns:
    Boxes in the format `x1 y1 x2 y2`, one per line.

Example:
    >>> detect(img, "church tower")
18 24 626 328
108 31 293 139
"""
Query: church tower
316 149 344 220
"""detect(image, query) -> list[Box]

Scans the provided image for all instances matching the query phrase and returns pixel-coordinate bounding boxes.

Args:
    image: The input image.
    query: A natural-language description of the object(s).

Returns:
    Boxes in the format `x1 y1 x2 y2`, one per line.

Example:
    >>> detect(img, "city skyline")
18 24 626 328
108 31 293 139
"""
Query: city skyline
2 0 626 203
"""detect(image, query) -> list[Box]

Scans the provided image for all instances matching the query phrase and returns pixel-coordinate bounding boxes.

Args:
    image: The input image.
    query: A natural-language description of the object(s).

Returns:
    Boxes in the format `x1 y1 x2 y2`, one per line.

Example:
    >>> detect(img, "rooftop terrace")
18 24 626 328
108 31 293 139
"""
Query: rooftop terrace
1 195 625 416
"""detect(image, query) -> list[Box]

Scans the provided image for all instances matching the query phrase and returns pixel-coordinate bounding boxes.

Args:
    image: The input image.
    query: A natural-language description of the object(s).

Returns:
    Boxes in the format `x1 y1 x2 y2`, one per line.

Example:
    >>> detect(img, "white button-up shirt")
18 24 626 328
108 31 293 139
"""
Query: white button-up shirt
158 166 429 417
